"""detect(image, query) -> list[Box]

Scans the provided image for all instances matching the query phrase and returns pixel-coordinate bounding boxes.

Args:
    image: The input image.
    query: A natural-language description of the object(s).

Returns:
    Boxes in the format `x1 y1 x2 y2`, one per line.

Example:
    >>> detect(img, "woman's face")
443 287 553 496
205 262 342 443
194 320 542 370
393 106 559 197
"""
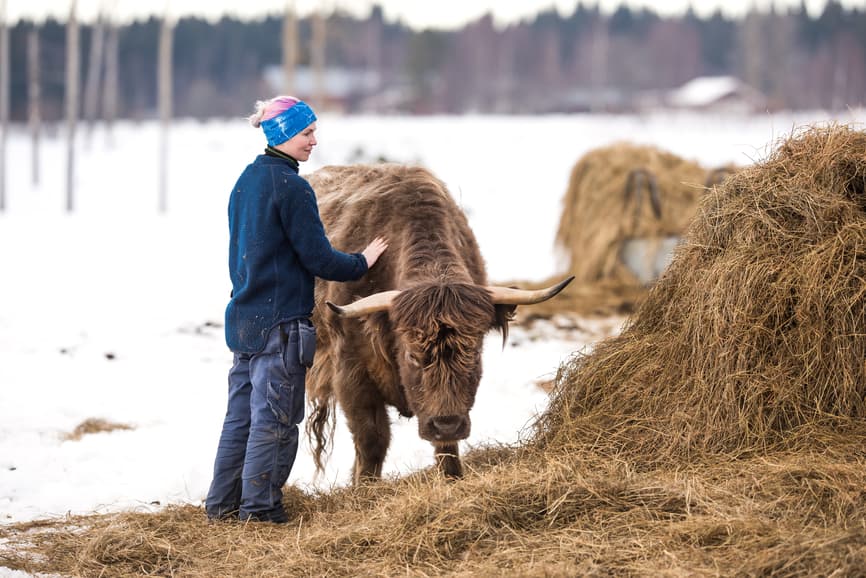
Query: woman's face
276 122 317 162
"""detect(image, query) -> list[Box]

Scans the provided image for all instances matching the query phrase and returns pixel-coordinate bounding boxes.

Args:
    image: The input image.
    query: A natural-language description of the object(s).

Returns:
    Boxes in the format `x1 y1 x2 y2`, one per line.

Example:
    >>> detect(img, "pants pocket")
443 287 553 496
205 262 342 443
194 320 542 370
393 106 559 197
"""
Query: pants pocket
266 377 305 428
280 322 305 374
297 320 317 368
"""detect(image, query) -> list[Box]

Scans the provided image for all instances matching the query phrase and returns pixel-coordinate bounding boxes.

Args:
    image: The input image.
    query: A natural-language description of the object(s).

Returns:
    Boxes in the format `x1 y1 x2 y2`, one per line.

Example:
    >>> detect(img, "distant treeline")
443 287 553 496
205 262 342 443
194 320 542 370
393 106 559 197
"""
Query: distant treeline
6 1 865 120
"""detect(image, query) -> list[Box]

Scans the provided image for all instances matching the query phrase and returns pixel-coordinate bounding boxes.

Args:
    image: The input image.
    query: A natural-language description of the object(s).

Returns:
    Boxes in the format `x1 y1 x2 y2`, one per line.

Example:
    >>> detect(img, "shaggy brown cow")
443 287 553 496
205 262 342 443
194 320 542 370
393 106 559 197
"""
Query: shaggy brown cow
305 164 572 482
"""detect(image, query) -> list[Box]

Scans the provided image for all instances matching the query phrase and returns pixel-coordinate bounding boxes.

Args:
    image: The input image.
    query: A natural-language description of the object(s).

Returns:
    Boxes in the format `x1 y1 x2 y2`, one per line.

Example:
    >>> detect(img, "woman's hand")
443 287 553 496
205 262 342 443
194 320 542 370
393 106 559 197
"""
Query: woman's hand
362 237 388 268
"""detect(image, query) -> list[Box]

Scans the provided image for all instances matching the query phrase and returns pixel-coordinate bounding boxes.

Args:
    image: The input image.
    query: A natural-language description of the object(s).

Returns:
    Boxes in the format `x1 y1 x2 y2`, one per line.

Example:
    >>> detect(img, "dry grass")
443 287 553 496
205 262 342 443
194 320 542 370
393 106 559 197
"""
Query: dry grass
4 443 866 577
3 124 866 577
64 418 134 441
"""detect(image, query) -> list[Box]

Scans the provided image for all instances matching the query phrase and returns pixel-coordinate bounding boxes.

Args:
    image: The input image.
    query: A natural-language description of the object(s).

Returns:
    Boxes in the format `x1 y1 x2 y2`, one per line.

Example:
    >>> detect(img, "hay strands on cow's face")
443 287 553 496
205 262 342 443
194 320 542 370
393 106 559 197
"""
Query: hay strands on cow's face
326 276 575 318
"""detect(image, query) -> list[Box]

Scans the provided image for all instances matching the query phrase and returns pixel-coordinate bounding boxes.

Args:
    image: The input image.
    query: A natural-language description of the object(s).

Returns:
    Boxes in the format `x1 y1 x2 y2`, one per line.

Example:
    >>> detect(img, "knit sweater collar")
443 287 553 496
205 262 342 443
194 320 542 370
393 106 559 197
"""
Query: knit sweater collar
264 145 300 171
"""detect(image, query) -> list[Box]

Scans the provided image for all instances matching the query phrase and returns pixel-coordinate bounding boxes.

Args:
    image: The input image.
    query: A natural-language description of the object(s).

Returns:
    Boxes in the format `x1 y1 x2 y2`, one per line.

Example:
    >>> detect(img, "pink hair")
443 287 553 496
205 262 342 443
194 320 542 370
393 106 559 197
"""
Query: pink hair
248 96 301 127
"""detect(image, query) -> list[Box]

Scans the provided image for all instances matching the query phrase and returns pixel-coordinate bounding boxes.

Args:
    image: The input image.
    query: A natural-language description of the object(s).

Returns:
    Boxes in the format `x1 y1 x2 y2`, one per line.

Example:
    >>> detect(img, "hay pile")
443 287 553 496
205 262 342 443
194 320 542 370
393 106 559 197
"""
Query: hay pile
555 143 712 286
539 124 866 459
5 125 866 577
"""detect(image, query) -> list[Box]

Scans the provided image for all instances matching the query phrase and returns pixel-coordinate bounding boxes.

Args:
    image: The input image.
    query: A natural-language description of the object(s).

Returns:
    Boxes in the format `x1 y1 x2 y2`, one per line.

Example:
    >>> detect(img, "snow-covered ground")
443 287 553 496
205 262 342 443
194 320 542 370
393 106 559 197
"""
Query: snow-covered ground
0 110 863 533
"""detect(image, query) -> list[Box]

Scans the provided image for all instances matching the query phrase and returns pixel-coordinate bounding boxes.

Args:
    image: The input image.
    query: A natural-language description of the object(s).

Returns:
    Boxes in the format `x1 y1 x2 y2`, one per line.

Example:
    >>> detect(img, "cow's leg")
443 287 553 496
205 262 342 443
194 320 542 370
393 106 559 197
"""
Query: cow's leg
350 404 390 484
336 372 391 484
434 443 463 479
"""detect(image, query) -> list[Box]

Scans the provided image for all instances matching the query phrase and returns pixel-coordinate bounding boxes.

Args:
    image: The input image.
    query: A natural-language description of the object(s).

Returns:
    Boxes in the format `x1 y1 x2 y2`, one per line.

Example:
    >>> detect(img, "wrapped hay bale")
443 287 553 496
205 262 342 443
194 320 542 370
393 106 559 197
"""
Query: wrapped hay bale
538 124 866 460
555 142 708 285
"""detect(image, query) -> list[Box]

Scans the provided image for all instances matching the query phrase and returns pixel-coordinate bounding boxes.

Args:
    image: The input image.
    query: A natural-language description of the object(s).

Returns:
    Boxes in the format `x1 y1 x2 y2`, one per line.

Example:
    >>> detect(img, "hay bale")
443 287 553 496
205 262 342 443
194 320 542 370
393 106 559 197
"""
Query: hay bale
538 124 866 460
555 142 709 285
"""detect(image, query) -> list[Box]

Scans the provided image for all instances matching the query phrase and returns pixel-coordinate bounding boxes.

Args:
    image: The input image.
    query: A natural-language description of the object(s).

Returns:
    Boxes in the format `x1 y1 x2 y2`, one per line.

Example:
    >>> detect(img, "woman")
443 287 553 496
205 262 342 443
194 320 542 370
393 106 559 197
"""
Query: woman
206 96 387 523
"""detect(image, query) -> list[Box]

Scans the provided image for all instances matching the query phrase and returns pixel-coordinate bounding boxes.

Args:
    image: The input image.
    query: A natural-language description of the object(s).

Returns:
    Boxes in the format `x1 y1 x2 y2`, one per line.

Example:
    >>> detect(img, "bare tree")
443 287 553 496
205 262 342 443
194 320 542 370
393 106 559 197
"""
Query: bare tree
0 0 8 211
66 0 80 212
83 11 106 144
28 25 41 187
590 18 609 113
282 1 297 94
738 9 764 97
0 0 9 212
158 11 174 213
364 5 383 84
311 8 327 110
103 9 119 146
766 9 796 109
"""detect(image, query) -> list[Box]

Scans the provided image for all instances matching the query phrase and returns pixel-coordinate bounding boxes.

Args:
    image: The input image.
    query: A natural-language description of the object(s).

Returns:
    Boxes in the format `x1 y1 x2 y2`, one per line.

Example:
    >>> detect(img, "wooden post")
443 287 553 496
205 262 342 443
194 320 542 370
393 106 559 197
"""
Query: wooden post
282 1 297 94
0 0 8 211
158 11 174 213
66 0 80 212
311 8 326 110
28 25 41 187
83 13 105 144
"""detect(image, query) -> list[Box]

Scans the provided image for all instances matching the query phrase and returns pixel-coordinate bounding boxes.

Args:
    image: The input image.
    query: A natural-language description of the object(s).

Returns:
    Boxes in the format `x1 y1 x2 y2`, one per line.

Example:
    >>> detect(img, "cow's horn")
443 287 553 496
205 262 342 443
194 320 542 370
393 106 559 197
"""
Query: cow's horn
486 276 575 305
326 290 401 318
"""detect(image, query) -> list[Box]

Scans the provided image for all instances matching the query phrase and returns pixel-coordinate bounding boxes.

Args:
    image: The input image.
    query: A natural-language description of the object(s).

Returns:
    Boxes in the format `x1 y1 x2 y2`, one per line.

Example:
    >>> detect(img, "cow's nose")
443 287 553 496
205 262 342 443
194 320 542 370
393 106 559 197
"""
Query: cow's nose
430 415 465 438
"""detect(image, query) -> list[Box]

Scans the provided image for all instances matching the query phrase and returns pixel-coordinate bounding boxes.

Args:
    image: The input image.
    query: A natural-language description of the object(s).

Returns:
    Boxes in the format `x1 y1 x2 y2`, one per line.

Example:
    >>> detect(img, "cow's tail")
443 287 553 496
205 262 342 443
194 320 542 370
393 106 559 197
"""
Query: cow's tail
306 307 337 476
306 389 336 476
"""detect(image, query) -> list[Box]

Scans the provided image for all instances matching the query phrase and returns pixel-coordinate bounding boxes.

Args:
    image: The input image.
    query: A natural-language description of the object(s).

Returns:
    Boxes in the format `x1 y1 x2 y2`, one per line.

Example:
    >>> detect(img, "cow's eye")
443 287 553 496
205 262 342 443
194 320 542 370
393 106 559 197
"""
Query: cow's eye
405 351 421 368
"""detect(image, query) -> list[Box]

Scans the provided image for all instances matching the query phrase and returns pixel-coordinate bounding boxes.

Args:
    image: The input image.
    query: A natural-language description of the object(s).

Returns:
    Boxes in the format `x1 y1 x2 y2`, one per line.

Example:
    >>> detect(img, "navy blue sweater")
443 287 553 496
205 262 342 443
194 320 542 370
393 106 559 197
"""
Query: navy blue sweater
225 153 368 353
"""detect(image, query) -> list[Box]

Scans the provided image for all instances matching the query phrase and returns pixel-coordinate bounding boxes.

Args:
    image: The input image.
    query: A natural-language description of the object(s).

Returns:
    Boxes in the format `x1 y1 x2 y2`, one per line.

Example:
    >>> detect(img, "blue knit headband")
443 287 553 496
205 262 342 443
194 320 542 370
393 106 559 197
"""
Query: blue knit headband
260 101 317 146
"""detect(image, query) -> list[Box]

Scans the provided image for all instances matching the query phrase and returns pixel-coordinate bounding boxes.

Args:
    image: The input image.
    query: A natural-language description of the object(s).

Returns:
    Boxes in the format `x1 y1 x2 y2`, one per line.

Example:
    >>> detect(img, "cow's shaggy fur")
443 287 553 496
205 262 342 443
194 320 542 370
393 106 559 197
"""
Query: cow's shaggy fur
305 164 513 482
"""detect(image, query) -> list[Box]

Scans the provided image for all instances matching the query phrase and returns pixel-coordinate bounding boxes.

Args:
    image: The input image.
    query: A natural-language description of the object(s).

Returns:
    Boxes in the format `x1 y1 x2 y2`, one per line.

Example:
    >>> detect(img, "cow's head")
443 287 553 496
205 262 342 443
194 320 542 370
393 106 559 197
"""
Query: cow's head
327 277 573 445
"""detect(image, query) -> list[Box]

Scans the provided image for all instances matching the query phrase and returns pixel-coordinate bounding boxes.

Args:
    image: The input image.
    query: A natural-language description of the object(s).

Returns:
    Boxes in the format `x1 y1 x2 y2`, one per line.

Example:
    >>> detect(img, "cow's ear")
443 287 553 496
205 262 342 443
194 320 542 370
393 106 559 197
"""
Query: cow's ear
493 303 516 347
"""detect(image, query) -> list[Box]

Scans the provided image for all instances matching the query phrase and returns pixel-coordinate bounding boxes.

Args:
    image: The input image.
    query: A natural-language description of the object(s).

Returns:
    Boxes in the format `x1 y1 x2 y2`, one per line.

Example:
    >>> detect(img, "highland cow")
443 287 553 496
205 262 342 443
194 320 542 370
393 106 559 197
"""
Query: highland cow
305 164 572 482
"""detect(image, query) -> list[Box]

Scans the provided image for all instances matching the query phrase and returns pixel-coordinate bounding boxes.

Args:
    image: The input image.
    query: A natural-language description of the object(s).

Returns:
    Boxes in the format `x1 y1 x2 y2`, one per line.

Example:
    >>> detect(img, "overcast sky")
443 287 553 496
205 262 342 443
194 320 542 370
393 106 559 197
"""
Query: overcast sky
4 0 862 26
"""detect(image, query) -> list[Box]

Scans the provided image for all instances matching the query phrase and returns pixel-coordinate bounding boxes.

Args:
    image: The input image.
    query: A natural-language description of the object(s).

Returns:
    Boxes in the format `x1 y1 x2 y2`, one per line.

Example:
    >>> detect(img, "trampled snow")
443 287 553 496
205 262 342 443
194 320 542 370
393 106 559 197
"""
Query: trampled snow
1 110 863 535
